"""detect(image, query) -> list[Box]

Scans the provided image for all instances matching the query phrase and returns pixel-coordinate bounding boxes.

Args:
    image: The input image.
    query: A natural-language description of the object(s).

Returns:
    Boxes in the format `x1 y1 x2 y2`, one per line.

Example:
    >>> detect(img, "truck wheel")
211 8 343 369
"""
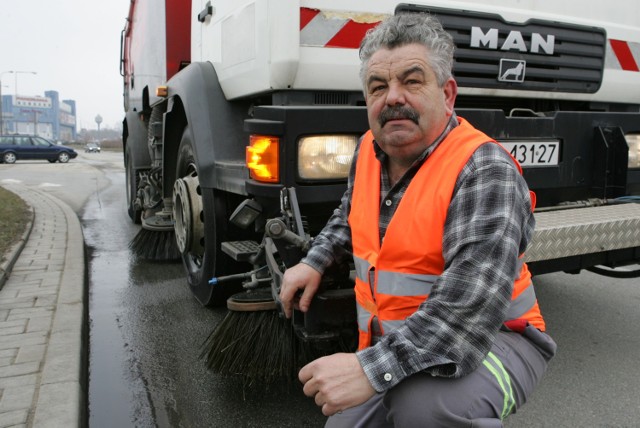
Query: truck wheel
173 129 242 306
125 144 142 224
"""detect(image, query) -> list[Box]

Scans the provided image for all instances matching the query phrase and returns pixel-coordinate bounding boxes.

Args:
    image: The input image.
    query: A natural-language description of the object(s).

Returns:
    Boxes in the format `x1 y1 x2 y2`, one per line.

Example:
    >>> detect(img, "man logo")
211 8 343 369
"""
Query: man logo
499 59 526 83
470 27 555 55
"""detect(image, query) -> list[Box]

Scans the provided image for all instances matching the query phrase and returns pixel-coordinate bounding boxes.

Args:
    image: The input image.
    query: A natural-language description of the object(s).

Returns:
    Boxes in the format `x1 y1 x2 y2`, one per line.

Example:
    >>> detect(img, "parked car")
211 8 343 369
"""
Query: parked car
85 142 101 153
0 135 78 164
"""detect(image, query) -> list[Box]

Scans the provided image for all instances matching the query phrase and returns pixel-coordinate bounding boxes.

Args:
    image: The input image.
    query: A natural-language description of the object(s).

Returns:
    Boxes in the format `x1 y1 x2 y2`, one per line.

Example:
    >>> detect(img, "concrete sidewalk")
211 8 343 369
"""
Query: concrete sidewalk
0 184 86 428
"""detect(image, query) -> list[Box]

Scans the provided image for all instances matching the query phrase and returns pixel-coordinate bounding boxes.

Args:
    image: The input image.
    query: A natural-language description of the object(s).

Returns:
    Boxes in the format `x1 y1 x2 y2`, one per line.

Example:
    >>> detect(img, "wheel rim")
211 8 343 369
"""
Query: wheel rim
59 153 69 162
4 153 16 163
173 170 205 259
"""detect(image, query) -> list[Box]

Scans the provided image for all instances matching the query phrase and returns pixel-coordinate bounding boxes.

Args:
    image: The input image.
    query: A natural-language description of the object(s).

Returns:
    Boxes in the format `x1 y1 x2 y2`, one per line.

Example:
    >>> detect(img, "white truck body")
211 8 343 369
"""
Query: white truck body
192 0 640 104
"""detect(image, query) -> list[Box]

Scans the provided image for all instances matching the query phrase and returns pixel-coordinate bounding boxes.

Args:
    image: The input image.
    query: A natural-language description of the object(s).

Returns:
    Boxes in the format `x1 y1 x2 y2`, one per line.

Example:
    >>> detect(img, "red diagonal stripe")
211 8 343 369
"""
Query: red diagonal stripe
300 7 320 30
325 20 380 49
610 39 639 72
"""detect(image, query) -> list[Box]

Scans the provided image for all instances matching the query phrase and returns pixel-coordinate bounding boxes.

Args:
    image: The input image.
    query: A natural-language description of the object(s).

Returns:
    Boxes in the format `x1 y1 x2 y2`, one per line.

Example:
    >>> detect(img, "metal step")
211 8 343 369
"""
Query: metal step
221 240 260 262
525 203 640 262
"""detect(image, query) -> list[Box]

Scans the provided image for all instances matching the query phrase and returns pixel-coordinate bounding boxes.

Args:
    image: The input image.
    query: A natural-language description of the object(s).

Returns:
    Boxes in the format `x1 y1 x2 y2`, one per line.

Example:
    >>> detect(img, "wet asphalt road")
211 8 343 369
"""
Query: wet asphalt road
77 153 326 427
1 151 639 427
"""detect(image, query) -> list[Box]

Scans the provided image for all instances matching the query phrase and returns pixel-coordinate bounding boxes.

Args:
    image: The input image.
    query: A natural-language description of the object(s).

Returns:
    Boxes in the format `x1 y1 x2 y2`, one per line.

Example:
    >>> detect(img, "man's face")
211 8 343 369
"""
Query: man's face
365 43 457 164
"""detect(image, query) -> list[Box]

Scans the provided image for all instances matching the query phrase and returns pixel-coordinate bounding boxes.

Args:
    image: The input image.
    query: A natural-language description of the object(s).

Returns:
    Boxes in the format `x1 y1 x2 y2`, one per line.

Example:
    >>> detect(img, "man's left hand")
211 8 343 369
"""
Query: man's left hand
299 353 376 416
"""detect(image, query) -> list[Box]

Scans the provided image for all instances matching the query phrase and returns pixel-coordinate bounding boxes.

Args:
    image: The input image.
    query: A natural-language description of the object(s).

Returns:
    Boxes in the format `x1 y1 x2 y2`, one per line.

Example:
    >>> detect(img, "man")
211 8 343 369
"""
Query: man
280 12 556 427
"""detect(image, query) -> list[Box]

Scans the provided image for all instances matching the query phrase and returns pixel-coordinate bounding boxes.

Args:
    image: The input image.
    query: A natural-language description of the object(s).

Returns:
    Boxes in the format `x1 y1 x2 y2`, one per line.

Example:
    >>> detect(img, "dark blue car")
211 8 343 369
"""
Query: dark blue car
0 135 78 164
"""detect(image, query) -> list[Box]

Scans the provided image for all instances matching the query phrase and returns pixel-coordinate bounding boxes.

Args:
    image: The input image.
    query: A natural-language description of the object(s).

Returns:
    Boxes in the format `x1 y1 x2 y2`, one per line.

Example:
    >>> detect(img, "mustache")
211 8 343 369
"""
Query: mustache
378 106 420 127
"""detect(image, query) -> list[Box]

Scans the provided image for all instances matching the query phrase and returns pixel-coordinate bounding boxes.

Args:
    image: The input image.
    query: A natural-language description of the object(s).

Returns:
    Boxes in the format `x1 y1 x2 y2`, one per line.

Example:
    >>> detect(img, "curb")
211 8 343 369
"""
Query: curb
0 198 35 291
32 189 87 428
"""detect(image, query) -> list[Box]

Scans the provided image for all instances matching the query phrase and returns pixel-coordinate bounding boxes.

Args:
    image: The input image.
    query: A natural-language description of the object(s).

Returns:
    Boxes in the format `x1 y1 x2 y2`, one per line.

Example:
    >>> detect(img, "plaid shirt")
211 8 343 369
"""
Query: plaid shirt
301 114 536 392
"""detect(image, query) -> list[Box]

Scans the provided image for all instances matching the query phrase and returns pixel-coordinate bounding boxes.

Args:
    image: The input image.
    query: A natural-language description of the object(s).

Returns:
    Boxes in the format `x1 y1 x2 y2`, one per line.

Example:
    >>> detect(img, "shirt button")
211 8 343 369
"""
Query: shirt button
385 199 392 207
384 373 392 382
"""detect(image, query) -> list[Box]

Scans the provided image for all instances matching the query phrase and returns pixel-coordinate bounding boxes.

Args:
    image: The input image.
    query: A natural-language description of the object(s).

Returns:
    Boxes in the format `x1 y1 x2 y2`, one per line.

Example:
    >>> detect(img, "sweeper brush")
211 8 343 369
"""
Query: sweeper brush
128 202 180 261
129 228 180 261
200 288 356 386
201 289 318 385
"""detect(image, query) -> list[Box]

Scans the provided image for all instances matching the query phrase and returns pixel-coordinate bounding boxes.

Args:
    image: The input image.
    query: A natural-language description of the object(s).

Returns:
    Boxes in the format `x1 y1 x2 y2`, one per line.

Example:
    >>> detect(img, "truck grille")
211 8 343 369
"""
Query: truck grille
314 92 351 105
396 5 606 93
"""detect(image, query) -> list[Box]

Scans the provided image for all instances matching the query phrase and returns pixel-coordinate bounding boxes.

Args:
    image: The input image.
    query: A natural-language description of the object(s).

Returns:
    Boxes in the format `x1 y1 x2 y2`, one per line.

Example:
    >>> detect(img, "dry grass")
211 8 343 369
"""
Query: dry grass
0 186 30 261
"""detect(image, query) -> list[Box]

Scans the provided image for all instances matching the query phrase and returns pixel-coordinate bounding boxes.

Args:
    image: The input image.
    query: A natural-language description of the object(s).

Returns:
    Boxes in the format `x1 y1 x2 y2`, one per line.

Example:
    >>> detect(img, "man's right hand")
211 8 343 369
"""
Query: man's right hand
279 263 322 318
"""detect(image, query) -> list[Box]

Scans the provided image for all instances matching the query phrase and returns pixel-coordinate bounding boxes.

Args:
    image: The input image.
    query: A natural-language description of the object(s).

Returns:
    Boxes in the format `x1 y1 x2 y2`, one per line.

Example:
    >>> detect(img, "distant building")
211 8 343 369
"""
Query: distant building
0 90 77 141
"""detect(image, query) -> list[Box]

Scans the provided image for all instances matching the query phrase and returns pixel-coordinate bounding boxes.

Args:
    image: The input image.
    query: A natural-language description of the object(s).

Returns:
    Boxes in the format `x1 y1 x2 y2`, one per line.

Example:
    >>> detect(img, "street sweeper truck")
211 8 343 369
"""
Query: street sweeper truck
121 0 640 379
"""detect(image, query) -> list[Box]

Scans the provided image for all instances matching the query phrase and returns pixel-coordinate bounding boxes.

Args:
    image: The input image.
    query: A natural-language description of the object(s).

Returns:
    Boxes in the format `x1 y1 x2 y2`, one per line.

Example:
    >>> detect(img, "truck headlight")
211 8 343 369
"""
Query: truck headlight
628 133 640 169
298 135 357 180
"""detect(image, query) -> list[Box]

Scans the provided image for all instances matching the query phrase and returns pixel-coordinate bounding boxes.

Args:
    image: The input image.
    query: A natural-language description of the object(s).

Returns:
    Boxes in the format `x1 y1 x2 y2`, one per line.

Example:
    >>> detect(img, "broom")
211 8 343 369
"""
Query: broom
129 229 180 261
129 200 180 261
200 289 311 386
200 287 353 386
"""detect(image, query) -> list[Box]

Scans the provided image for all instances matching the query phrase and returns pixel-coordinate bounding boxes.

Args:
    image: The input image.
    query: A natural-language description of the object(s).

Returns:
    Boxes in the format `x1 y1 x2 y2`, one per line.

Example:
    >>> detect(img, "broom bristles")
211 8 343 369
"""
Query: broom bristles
129 228 180 261
200 308 347 386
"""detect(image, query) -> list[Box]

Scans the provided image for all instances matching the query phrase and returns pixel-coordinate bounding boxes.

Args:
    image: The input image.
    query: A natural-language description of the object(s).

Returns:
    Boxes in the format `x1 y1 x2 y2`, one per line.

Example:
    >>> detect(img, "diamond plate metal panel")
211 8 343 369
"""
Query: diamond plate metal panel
525 204 640 262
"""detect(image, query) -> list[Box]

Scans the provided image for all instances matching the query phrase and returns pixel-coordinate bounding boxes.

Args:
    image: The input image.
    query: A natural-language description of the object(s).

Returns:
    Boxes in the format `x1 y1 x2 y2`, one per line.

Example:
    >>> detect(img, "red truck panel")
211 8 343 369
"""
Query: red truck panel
122 0 190 112
165 0 191 80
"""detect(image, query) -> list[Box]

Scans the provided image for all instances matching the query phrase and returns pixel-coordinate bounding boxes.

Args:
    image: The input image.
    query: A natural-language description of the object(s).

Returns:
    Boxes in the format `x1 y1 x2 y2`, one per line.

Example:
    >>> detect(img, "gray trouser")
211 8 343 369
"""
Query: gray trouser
325 326 556 428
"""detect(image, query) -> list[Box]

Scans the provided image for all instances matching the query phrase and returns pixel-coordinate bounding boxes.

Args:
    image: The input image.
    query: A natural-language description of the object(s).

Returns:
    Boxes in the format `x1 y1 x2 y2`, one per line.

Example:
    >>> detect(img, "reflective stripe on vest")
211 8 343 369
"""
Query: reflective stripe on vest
507 281 536 319
355 271 538 334
354 255 438 296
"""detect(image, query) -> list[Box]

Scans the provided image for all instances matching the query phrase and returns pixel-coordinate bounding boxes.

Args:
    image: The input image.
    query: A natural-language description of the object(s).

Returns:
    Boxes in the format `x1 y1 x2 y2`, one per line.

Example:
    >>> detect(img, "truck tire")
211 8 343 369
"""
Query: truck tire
125 144 142 224
174 128 242 306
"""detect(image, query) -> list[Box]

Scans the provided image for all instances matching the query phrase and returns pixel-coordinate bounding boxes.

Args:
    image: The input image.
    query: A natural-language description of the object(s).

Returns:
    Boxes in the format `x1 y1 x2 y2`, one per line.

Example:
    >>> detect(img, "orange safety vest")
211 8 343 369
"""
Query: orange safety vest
348 118 545 350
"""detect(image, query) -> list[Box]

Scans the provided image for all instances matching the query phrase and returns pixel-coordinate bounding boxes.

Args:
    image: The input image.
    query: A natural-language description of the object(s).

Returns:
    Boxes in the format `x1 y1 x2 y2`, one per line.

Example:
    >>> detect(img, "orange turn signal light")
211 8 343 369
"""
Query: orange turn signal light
246 135 279 183
156 86 168 97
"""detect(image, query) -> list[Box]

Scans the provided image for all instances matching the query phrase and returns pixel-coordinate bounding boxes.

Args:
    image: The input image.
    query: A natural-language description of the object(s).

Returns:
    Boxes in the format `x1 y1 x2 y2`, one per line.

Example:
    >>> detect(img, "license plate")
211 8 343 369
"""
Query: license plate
500 141 560 167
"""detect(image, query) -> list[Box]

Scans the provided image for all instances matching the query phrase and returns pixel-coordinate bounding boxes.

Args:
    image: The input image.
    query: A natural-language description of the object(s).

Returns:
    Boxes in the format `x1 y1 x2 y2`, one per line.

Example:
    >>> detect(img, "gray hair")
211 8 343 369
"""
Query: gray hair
359 13 455 89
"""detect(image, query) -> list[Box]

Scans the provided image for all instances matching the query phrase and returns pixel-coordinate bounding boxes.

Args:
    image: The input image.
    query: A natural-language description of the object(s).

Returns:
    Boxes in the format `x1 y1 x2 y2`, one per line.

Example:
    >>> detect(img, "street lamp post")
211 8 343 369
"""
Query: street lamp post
0 70 15 135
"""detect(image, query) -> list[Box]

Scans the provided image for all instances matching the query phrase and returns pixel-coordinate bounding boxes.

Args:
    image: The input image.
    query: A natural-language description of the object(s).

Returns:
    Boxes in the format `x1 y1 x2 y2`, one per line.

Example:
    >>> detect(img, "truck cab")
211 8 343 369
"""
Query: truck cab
121 0 640 309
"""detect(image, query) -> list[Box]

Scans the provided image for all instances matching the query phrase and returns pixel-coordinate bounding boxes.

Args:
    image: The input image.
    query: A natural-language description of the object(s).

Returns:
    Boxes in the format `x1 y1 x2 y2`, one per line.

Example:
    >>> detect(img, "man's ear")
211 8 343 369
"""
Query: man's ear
443 78 458 116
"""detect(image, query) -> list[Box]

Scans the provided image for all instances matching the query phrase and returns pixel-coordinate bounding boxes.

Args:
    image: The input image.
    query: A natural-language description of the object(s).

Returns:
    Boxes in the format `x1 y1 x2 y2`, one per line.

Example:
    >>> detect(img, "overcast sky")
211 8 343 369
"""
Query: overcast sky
0 0 130 131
